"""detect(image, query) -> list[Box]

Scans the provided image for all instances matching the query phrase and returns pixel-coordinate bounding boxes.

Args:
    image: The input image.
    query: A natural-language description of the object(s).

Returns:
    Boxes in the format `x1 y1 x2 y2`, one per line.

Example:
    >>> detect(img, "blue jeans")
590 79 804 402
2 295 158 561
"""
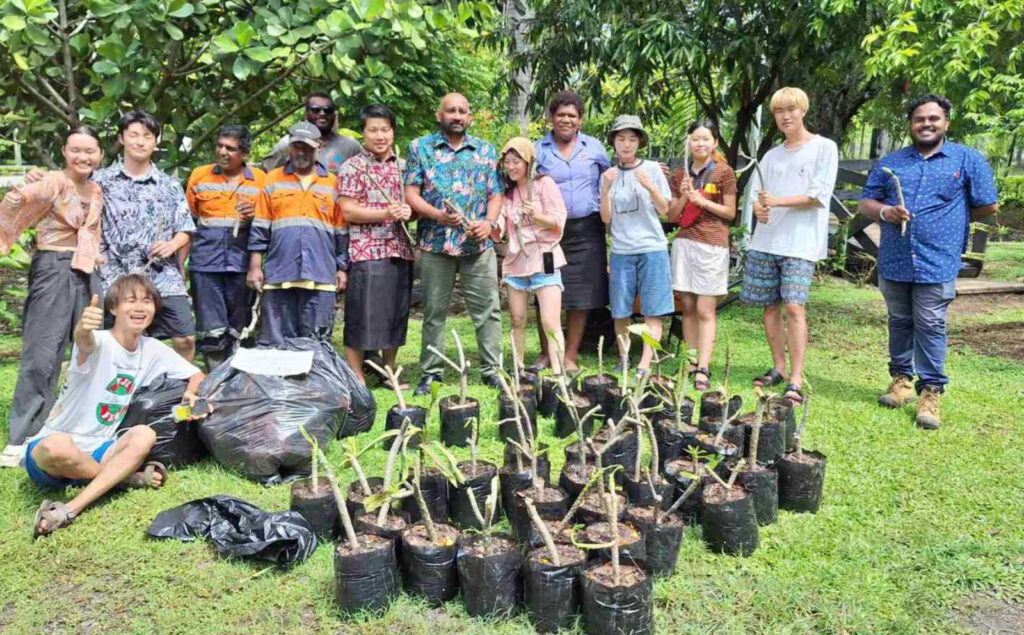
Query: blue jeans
878 277 956 393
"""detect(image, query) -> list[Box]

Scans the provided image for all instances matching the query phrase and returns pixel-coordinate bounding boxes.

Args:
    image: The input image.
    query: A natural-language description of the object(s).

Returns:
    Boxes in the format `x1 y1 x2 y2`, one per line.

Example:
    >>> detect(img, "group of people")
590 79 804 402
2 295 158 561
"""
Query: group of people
0 85 998 536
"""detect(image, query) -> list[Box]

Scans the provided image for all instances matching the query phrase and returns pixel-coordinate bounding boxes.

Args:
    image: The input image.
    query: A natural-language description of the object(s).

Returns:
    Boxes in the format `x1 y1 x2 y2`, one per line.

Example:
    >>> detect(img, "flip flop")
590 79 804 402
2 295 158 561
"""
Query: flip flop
753 368 785 388
125 461 168 489
33 500 76 539
526 358 550 373
692 367 711 391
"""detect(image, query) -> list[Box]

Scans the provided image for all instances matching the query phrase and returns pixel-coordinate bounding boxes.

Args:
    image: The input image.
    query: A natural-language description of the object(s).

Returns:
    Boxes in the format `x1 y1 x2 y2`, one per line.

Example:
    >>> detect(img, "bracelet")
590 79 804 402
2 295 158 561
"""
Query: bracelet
880 206 891 223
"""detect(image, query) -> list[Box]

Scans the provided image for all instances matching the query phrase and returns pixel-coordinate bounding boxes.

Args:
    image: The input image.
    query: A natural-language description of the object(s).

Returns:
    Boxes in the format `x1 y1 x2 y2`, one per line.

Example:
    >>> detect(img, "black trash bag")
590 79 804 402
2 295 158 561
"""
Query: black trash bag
196 338 376 484
524 545 586 633
334 535 401 614
146 494 316 567
118 374 206 468
456 533 521 618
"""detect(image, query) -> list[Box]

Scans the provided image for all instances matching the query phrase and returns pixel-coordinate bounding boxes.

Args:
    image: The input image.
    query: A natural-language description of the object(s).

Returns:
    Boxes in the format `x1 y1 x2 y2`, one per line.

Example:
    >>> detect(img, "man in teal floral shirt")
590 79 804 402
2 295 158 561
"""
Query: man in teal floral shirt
405 93 503 395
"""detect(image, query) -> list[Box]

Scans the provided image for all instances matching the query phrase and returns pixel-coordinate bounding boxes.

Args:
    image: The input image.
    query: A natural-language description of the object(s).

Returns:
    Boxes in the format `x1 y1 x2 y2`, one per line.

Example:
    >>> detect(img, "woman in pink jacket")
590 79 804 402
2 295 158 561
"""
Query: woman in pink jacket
498 137 568 375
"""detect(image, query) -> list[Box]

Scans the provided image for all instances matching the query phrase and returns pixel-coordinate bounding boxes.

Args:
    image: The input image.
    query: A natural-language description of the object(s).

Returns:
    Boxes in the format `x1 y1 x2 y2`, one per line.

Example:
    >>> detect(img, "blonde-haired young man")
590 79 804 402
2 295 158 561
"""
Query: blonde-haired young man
741 87 838 404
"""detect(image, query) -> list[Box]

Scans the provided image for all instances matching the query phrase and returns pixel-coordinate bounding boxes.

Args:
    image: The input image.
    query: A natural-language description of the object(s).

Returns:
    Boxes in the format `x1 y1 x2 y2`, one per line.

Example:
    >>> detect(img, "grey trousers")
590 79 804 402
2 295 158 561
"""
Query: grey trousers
8 251 93 444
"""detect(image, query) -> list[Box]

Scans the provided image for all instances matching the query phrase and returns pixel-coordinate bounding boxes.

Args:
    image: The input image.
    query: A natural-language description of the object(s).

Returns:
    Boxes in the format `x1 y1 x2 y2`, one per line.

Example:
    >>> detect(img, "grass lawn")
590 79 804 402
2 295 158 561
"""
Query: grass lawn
1 270 1022 634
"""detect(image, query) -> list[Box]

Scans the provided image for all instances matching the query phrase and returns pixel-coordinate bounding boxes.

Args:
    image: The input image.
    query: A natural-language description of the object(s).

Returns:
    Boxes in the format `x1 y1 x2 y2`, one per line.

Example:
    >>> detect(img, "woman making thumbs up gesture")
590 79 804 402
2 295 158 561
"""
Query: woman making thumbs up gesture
0 126 105 468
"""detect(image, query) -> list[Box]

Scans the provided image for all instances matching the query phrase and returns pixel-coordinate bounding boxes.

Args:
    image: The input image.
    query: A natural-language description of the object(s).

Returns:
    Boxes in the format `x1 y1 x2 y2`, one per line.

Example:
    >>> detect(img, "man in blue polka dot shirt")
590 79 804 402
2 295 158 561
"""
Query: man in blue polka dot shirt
858 94 999 430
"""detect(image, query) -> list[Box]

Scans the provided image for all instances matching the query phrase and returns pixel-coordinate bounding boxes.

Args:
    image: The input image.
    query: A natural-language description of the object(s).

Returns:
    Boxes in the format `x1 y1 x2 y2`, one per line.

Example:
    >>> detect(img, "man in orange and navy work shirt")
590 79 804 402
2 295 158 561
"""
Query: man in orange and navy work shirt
247 121 348 346
185 124 265 367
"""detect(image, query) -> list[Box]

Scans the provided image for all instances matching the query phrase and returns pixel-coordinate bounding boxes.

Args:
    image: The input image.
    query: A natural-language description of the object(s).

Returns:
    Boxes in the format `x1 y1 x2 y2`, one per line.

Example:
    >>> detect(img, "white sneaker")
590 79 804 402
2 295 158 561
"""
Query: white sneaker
0 443 26 468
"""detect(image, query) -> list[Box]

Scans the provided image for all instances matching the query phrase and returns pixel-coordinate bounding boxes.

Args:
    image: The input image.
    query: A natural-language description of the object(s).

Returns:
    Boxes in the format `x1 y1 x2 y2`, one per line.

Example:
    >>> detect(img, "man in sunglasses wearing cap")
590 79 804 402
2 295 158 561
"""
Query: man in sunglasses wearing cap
248 121 348 345
263 93 360 174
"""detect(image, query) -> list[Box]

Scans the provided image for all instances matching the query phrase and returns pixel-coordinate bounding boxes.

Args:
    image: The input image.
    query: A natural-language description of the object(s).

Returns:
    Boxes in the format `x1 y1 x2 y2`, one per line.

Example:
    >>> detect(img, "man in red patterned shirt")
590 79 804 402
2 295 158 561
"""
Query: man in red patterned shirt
336 104 415 386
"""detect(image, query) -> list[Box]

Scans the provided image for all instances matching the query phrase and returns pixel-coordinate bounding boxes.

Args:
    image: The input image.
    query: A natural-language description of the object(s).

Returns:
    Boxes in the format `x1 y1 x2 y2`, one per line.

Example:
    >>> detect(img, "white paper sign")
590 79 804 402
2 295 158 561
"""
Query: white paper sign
230 348 314 376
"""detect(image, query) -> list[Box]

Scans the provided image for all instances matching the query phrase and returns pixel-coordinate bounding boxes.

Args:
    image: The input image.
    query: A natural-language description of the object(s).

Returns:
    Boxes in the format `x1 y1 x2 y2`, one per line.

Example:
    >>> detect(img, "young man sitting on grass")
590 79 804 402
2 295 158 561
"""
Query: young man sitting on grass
26 273 204 538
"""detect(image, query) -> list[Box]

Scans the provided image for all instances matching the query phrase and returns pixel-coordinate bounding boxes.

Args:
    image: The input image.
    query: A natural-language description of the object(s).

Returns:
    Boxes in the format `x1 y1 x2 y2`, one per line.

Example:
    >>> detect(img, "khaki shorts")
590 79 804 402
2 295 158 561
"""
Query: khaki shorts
671 237 729 296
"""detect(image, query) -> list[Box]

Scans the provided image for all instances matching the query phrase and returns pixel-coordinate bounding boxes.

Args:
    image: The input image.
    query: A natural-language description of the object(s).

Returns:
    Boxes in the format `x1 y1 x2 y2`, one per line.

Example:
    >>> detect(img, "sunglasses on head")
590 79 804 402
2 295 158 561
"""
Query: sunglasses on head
307 106 335 115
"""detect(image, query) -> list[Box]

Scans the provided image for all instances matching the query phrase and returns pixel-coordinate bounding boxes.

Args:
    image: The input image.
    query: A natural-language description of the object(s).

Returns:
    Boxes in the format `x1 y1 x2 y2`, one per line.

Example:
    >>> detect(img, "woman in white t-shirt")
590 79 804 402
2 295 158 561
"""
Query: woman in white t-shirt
27 274 204 538
600 115 673 377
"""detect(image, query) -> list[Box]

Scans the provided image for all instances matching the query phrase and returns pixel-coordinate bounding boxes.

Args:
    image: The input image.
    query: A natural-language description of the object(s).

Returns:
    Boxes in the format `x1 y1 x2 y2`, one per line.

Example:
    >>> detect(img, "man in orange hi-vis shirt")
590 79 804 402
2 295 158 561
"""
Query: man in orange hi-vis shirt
185 124 265 368
247 121 348 346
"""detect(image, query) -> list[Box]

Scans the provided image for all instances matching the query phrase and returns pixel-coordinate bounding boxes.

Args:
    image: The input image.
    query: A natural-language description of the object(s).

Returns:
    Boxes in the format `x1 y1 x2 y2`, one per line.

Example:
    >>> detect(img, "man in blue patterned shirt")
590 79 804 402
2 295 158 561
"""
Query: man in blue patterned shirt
859 94 998 429
93 111 197 361
405 93 503 395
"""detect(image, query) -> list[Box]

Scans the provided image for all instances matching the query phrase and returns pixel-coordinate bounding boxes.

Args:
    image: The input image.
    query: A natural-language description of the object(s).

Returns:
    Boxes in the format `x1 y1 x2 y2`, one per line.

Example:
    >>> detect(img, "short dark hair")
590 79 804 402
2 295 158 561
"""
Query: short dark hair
105 274 161 315
687 118 720 139
547 90 585 118
117 110 161 138
217 124 252 152
360 104 397 131
305 92 335 108
907 94 952 120
65 125 102 146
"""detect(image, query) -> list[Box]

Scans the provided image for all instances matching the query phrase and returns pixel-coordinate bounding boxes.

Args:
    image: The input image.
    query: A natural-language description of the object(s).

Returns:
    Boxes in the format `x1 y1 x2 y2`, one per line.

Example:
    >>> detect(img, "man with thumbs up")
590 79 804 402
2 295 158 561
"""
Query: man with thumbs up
23 274 204 538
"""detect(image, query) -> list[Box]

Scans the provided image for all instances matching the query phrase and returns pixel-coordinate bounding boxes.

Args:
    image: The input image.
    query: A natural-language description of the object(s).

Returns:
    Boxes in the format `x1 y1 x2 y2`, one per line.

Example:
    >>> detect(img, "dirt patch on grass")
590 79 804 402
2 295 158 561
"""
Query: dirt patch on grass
954 591 1024 634
950 293 1024 318
951 322 1024 361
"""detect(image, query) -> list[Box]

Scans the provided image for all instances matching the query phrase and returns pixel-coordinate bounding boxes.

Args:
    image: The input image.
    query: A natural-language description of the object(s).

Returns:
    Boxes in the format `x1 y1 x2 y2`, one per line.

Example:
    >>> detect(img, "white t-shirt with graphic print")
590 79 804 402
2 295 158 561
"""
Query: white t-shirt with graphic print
28 330 199 453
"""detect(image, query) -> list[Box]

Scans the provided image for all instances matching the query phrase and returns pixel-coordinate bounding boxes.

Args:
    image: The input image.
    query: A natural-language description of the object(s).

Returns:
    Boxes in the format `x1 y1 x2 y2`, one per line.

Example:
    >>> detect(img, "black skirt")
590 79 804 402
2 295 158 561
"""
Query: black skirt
344 258 413 350
560 214 609 310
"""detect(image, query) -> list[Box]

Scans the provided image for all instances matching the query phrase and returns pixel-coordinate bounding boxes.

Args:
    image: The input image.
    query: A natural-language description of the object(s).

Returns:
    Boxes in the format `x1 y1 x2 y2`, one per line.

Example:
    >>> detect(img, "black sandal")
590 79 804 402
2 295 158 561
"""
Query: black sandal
692 367 711 391
783 383 804 404
753 368 785 388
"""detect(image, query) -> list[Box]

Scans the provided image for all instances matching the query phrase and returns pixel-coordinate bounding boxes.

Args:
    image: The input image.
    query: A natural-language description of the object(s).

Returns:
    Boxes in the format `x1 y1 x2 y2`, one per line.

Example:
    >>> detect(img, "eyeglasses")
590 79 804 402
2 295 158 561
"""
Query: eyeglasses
307 106 335 115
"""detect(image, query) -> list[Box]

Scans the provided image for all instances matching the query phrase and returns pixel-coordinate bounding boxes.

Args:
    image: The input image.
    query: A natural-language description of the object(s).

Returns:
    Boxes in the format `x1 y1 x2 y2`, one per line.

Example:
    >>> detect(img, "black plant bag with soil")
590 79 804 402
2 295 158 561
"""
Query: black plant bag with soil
595 427 638 476
663 458 709 524
355 510 409 559
577 491 627 526
346 476 383 519
438 396 479 447
699 391 742 422
727 460 778 526
558 462 595 504
511 485 568 541
520 371 542 399
526 519 576 551
449 461 498 530
601 387 628 424
498 392 537 442
622 472 673 510
334 534 400 614
456 533 522 618
384 405 426 450
538 376 560 418
651 415 698 473
554 392 596 438
402 467 449 523
740 413 786 465
581 560 654 635
582 373 616 406
500 446 550 520
772 400 797 452
701 482 759 556
698 415 745 449
290 479 337 540
694 432 740 459
585 521 646 564
776 450 826 513
524 544 587 633
119 375 206 468
625 506 685 577
563 440 597 470
400 522 460 605
503 442 551 481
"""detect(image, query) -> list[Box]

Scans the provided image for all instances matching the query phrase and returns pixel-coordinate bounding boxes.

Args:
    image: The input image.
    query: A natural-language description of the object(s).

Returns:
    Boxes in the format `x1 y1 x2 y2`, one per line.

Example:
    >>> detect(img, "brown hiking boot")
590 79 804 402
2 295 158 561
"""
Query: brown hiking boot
878 374 915 408
915 387 942 430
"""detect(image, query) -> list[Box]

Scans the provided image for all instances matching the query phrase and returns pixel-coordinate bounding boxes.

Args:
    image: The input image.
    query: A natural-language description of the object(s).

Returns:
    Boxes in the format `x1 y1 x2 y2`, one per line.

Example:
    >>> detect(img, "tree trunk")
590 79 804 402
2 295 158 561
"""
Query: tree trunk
504 0 534 135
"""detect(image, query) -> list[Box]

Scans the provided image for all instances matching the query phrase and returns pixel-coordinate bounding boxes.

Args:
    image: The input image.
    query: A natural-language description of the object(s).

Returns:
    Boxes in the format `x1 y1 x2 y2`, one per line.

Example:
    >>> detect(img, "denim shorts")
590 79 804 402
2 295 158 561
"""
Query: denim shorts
24 437 114 490
609 251 674 319
740 249 815 306
504 271 563 292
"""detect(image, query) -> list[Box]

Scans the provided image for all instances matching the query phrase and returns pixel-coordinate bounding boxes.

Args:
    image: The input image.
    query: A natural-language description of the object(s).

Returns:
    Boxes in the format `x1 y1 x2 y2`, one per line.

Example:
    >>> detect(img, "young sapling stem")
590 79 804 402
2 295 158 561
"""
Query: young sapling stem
882 167 909 236
412 455 438 543
597 334 605 377
555 465 614 537
605 474 621 585
468 416 478 473
747 393 768 468
426 330 471 404
726 459 745 488
657 479 699 524
377 417 411 525
616 333 630 393
498 372 541 490
300 426 359 549
365 360 407 411
795 391 811 456
525 497 561 565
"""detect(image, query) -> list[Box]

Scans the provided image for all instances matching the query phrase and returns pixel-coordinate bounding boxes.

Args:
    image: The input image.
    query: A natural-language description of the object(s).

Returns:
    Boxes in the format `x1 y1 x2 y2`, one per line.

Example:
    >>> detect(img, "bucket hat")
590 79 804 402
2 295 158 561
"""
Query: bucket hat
499 137 536 165
606 114 649 149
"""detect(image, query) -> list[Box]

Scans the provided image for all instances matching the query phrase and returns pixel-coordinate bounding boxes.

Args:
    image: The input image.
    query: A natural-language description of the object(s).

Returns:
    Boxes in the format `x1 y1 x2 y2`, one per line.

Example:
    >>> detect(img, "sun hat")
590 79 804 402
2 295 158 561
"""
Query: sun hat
288 121 321 148
606 114 649 149
500 136 535 164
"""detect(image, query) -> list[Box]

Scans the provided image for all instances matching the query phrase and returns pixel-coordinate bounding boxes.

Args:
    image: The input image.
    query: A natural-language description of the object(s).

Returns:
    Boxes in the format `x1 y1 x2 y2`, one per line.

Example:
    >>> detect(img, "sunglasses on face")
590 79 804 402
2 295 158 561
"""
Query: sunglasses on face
307 106 335 115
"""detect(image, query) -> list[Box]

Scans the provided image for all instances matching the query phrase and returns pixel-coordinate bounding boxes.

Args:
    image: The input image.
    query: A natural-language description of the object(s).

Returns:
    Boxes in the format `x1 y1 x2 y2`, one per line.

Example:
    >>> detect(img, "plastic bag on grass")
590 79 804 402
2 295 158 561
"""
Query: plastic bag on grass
146 494 316 567
118 374 206 468
196 338 375 484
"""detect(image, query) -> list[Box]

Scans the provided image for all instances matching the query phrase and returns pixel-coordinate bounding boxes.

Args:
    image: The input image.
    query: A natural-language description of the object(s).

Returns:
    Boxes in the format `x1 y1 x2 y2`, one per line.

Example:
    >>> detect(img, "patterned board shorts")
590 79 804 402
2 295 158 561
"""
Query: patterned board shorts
740 249 815 306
